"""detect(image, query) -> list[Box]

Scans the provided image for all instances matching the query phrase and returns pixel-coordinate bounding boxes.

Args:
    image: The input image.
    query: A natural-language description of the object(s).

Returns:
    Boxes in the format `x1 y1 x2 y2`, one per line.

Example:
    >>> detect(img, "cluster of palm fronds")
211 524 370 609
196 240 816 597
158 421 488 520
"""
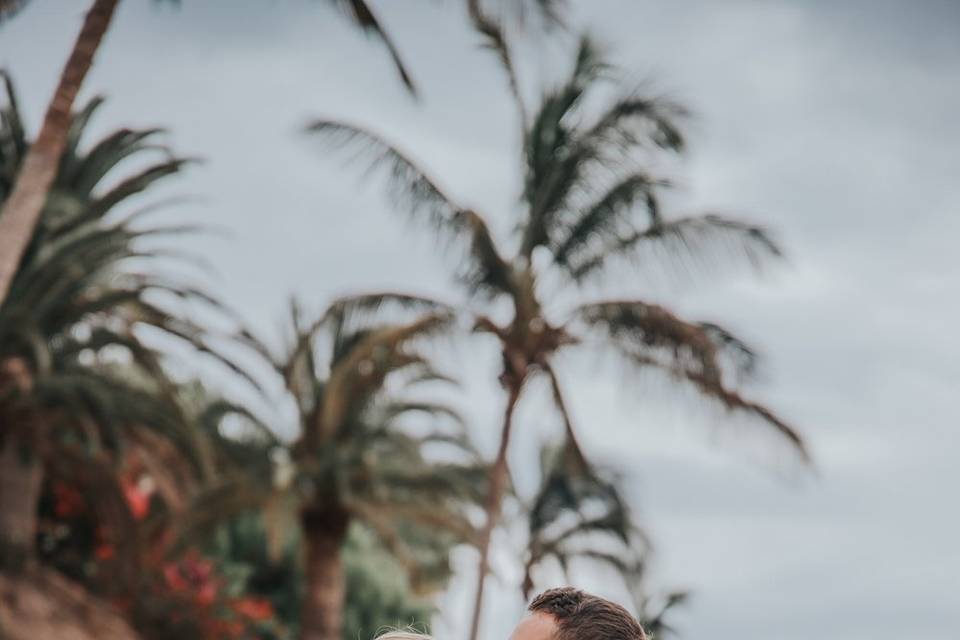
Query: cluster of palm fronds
0 2 806 640
0 71 480 640
309 6 807 638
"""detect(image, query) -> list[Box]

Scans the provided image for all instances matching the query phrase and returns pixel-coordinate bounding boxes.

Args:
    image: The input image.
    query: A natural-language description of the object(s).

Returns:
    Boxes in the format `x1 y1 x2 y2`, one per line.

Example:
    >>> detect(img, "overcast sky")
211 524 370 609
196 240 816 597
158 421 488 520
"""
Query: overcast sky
3 1 959 639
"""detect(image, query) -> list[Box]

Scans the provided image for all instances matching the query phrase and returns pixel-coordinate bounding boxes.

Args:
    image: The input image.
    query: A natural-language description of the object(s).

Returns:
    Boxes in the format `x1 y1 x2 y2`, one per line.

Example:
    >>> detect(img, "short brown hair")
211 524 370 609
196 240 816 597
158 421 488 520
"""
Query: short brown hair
528 587 648 640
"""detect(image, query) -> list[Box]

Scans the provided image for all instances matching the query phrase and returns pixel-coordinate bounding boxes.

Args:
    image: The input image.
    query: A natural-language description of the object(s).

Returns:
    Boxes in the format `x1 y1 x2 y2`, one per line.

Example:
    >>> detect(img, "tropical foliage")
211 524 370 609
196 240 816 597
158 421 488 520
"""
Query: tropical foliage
308 25 806 640
0 4 806 640
521 440 689 636
521 440 637 600
0 71 235 574
174 297 486 640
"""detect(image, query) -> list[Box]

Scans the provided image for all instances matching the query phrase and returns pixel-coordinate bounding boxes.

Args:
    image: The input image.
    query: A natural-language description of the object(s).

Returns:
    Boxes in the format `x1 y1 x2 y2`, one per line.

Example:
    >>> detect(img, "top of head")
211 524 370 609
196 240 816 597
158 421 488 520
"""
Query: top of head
519 587 649 640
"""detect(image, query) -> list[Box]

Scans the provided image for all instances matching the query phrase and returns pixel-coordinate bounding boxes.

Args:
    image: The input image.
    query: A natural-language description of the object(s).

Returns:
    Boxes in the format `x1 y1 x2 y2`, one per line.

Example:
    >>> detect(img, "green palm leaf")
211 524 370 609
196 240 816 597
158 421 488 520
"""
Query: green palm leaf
566 213 782 282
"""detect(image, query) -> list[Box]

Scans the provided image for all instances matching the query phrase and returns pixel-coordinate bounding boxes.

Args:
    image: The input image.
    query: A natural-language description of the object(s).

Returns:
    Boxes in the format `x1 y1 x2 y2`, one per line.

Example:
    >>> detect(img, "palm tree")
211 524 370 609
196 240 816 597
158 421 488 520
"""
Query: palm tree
520 439 638 601
306 33 807 640
522 439 688 637
198 511 439 640
0 72 236 570
0 0 121 304
180 297 484 640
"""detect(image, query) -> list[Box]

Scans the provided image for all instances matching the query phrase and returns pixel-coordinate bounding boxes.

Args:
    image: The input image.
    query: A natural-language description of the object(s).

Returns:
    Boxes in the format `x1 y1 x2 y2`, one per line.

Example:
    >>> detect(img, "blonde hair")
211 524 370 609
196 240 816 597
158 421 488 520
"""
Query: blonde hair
373 632 431 640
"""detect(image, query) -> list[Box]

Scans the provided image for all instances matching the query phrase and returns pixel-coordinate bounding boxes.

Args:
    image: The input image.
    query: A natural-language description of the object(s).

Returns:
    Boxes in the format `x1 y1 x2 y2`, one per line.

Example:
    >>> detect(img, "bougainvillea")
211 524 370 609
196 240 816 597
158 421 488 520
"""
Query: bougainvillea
38 455 287 640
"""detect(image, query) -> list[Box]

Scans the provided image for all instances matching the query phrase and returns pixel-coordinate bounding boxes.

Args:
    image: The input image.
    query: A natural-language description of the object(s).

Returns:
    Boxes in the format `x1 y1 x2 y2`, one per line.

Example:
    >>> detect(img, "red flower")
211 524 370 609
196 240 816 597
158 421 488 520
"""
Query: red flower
94 544 115 560
195 580 217 607
207 618 245 640
53 483 86 518
122 478 152 520
232 596 275 622
163 562 189 591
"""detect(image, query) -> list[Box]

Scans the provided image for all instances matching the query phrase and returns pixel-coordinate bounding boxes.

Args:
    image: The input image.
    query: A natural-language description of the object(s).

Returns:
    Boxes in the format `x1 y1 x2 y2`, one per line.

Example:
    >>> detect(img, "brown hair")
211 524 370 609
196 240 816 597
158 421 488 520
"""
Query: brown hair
528 587 648 640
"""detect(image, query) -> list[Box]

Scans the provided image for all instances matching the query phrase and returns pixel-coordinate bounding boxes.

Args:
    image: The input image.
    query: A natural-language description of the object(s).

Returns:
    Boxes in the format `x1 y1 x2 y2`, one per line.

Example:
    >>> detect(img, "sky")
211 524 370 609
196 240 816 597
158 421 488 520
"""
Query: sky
3 1 960 639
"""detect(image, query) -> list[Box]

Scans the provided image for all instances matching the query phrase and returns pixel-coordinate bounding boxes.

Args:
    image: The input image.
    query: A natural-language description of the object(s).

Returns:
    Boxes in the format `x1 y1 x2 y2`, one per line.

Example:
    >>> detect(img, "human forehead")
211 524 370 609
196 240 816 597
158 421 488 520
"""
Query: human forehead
510 612 557 640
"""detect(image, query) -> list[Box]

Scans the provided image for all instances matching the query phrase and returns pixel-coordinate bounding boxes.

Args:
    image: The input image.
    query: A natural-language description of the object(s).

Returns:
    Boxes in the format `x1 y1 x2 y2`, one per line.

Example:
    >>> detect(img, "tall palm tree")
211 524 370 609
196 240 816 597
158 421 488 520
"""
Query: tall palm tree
181 297 484 640
306 33 807 640
0 73 236 569
0 0 121 304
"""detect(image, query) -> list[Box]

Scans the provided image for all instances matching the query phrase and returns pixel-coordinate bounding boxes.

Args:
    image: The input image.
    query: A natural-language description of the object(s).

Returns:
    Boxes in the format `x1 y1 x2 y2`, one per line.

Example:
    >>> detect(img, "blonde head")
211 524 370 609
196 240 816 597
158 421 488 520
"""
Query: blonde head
373 632 431 640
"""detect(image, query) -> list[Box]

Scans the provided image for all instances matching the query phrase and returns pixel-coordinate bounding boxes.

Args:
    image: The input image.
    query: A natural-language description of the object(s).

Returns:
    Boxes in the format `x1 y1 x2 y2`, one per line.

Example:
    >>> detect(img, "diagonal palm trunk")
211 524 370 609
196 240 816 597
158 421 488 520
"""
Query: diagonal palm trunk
0 0 120 304
468 382 522 640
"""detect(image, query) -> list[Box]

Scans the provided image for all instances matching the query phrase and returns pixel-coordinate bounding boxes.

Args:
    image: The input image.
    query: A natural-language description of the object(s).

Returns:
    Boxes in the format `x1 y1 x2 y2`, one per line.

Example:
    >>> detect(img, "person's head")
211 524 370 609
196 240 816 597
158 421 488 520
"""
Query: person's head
510 587 648 640
373 631 431 640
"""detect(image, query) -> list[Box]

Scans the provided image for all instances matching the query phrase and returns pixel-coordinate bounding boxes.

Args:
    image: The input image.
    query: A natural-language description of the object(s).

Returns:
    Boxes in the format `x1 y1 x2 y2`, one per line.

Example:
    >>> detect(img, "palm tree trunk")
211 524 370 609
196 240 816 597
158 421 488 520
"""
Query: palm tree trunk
0 0 120 305
300 507 349 640
0 435 43 569
467 383 522 640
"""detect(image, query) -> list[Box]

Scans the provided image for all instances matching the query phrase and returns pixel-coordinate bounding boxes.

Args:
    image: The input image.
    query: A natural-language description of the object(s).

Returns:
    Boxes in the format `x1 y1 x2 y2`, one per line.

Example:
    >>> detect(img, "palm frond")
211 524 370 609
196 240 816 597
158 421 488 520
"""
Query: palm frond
305 119 463 236
351 500 479 546
566 213 783 282
626 564 689 640
523 437 638 598
165 479 273 556
316 312 455 442
582 93 687 155
521 35 609 256
0 70 27 172
376 400 466 431
459 209 514 297
698 321 759 380
61 125 170 198
574 300 807 458
331 0 416 95
680 367 807 459
551 171 663 268
306 122 515 298
467 0 526 127
573 299 725 381
325 290 455 339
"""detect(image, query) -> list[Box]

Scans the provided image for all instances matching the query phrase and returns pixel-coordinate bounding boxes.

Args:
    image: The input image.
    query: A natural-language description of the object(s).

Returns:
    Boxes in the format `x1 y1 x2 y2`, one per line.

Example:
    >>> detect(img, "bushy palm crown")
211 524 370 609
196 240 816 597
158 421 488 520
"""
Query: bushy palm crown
224 296 484 588
307 36 806 458
0 71 236 569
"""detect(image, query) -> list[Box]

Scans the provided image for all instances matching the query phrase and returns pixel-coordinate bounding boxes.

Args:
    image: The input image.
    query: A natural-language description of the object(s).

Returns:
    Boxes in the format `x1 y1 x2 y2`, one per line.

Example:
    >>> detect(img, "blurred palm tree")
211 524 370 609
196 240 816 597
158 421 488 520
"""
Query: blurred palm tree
0 72 238 572
523 439 688 637
177 297 485 640
520 439 637 601
195 511 439 640
0 0 395 303
0 0 568 308
307 30 807 640
0 0 120 304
